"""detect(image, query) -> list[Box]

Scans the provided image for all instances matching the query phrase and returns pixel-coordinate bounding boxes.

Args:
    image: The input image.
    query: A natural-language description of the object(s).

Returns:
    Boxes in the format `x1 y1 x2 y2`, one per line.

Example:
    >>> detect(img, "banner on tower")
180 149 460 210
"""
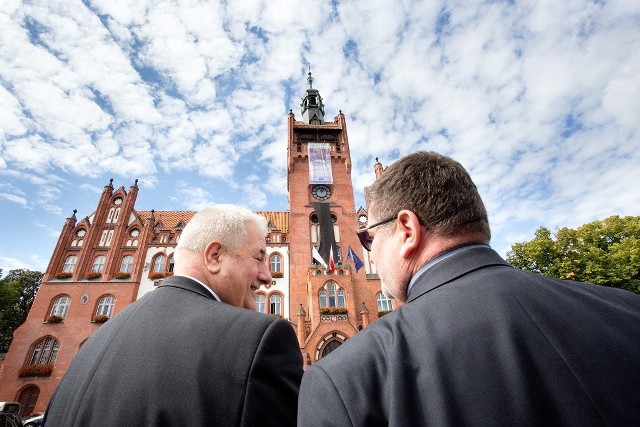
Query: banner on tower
308 143 333 184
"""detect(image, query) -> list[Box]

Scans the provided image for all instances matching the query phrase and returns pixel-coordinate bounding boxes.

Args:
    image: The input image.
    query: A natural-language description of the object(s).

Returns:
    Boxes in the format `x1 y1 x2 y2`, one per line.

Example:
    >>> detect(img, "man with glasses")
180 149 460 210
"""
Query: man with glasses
298 151 640 426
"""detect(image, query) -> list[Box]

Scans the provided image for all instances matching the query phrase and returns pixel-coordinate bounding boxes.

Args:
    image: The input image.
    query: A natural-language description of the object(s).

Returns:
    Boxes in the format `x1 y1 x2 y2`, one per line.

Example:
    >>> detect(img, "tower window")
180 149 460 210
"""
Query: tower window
319 281 344 308
377 292 393 312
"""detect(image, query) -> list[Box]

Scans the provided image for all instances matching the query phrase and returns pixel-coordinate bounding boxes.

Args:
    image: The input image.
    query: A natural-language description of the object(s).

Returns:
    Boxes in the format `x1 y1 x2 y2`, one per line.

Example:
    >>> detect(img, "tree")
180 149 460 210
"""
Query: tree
507 216 640 294
0 269 43 352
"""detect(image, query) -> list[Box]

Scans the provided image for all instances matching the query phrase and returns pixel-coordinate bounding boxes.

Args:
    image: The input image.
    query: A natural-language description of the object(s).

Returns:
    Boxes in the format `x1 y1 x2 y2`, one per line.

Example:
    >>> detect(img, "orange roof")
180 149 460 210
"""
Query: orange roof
136 210 289 232
137 211 195 229
256 211 289 232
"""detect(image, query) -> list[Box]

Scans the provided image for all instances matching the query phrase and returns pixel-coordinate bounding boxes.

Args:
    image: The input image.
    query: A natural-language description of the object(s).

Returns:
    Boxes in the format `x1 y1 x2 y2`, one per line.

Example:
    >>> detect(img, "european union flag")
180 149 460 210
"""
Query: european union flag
347 246 365 272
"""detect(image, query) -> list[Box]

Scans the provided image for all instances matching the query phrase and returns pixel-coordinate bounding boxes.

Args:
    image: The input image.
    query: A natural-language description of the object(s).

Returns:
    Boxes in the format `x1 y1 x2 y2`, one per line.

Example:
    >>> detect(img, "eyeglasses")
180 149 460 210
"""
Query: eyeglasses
356 214 397 251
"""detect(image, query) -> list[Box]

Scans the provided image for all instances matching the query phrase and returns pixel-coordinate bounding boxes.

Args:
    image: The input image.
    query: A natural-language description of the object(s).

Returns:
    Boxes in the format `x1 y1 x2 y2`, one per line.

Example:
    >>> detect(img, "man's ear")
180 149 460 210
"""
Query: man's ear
204 241 223 274
397 210 423 259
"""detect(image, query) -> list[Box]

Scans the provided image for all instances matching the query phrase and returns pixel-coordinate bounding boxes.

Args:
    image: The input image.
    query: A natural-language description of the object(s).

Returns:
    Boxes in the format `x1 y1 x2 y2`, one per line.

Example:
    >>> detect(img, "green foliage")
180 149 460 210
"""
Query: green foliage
507 216 640 293
0 269 43 352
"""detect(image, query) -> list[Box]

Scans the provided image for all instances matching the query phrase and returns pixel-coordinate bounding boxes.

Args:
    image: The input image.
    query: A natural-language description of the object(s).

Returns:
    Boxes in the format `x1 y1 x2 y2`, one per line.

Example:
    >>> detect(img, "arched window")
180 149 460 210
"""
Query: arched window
256 293 266 313
29 337 60 365
50 295 71 318
270 254 282 273
310 214 319 244
120 255 133 273
96 295 116 317
319 289 327 307
326 282 336 306
113 207 121 223
92 255 106 272
319 281 345 308
153 254 166 273
377 292 393 312
269 294 282 316
168 255 175 272
337 289 345 307
107 208 115 223
62 255 77 272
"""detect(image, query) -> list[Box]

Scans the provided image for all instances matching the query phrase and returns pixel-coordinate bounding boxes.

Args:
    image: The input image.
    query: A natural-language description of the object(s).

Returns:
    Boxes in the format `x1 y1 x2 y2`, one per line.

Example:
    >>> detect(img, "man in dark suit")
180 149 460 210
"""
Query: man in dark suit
298 151 640 426
45 205 303 426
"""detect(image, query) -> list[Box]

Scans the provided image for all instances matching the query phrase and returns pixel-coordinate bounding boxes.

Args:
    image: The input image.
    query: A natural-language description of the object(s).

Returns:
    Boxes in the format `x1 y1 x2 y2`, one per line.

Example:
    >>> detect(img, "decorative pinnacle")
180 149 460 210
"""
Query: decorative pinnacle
307 64 313 88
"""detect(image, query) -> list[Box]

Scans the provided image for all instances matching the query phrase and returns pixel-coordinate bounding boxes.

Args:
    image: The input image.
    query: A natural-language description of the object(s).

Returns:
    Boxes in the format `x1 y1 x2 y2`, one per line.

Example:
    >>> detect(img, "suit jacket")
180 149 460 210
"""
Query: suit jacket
45 276 303 426
298 246 640 426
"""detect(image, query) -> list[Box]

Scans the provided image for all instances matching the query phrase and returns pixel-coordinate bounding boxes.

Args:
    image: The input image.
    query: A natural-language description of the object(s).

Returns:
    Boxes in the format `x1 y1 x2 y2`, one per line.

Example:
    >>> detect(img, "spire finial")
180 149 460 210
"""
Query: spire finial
307 64 313 88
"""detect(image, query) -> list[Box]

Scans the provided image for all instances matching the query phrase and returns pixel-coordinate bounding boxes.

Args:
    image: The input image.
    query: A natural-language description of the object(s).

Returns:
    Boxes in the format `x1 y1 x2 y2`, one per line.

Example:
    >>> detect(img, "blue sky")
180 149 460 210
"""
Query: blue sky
1 0 639 273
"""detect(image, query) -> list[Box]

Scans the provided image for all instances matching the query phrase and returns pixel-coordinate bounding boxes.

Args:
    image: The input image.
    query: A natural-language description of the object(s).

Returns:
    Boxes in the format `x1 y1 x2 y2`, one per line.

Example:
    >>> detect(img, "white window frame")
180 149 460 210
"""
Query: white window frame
96 295 115 317
62 256 77 272
50 295 71 318
92 255 106 272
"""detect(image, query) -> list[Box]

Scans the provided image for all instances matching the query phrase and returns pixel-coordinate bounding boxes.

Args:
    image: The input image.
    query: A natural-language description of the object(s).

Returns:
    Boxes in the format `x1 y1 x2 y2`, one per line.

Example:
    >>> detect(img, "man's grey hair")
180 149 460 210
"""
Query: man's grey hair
176 205 268 257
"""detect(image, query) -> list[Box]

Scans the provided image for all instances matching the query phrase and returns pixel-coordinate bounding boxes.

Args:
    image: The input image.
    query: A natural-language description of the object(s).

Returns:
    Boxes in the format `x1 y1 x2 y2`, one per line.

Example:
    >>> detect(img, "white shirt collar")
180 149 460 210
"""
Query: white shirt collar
178 275 222 302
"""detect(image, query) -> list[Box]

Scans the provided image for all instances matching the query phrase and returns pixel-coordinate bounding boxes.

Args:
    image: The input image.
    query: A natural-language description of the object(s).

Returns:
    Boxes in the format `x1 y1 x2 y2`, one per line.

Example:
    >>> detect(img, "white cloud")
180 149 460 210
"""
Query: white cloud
0 193 29 207
172 181 216 211
0 0 639 271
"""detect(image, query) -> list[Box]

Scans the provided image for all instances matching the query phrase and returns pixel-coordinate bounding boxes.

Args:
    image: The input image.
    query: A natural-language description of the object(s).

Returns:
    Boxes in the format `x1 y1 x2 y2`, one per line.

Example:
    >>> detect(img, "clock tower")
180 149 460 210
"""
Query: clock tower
287 70 387 366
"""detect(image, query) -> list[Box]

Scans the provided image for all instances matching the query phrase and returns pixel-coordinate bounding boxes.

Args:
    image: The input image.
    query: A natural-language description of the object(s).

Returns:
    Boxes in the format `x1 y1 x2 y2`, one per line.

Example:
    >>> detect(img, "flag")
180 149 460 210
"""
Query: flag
328 246 336 273
348 246 365 273
312 246 328 269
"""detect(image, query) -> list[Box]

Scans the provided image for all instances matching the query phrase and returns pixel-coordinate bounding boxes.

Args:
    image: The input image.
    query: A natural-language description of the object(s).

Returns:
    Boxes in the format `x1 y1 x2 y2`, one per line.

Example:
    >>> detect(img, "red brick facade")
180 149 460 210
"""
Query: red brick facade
0 80 390 416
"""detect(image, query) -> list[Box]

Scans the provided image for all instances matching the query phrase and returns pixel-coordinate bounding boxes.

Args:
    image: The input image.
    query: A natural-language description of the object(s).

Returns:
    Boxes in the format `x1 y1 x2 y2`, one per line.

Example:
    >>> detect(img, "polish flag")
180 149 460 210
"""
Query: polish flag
312 246 328 269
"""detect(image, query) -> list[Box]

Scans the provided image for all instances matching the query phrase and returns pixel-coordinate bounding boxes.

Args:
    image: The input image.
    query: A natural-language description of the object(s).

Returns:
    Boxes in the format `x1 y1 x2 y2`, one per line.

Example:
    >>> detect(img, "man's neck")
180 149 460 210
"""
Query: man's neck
412 233 488 276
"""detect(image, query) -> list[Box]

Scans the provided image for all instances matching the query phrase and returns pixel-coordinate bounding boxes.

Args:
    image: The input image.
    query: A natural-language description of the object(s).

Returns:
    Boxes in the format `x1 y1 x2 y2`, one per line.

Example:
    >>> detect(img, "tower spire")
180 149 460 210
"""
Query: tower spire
301 67 324 124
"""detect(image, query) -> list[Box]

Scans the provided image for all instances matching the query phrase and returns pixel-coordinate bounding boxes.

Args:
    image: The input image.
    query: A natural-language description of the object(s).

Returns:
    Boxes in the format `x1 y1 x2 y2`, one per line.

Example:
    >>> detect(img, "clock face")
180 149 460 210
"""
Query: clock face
312 185 332 201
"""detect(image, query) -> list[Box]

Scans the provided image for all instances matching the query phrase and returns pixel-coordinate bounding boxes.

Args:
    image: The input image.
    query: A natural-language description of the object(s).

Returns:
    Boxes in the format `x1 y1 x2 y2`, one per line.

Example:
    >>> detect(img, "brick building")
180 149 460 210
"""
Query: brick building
0 74 394 416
